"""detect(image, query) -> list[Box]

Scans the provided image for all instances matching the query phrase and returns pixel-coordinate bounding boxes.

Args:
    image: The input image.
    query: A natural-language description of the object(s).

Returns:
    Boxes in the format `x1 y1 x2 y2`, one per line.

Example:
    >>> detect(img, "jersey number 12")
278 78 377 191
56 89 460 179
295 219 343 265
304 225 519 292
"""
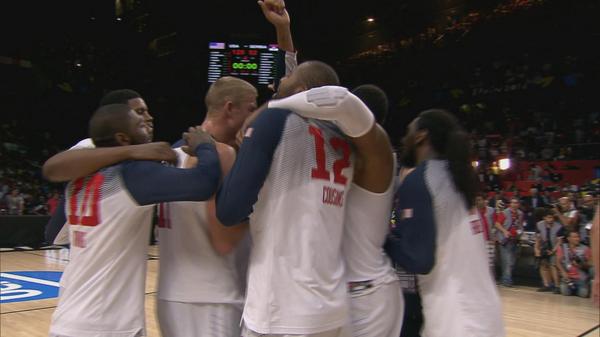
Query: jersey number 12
309 125 351 185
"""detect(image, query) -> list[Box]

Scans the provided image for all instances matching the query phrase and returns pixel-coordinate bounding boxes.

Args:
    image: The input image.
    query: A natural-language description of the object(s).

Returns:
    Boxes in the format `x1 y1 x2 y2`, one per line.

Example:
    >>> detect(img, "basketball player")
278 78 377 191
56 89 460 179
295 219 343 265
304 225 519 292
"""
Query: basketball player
216 61 355 337
157 3 297 334
385 109 505 337
155 76 257 337
49 103 221 337
43 89 171 245
268 84 403 337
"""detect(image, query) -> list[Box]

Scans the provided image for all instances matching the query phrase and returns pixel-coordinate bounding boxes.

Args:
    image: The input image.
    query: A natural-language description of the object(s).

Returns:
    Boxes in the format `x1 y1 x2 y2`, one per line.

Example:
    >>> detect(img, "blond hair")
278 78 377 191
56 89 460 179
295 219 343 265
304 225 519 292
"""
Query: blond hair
205 76 257 115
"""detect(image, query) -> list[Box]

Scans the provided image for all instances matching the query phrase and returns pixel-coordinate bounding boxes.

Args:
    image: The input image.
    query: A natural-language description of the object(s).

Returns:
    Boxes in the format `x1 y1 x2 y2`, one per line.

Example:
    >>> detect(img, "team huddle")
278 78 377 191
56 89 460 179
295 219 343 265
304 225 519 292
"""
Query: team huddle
42 1 505 337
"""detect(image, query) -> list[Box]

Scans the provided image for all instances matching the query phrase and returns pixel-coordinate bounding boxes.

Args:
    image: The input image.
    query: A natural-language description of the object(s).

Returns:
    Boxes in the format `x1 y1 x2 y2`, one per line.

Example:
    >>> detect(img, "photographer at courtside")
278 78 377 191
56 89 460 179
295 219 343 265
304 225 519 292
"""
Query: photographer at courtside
556 231 592 297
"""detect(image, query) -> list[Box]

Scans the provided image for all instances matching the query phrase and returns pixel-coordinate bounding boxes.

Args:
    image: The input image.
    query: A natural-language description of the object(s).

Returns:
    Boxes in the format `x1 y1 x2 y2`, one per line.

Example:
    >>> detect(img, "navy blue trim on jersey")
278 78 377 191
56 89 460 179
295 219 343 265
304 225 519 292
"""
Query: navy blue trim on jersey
216 108 292 226
171 138 185 148
123 143 220 205
384 162 436 274
44 195 67 245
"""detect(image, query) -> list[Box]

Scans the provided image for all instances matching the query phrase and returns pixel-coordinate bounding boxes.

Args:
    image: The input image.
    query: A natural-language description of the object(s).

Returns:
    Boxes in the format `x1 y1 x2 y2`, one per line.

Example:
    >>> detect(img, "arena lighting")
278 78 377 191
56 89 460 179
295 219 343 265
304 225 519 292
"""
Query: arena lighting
472 161 479 168
498 158 511 170
367 17 375 22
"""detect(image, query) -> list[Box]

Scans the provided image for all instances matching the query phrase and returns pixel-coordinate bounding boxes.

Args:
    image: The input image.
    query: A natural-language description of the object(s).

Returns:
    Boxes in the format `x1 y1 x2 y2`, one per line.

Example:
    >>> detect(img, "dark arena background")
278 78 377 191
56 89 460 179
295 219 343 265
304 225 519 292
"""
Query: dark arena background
1 0 599 336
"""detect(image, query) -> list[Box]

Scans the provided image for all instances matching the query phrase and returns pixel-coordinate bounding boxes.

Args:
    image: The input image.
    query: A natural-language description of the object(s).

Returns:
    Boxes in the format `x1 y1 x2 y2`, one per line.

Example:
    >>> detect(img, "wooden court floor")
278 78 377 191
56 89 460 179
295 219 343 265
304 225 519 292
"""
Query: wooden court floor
1 247 598 337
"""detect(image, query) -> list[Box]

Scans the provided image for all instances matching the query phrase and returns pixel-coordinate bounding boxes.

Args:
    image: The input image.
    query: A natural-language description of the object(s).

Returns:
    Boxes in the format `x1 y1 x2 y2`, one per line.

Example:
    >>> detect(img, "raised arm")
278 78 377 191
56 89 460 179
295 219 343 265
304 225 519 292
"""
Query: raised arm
259 0 294 52
43 142 177 182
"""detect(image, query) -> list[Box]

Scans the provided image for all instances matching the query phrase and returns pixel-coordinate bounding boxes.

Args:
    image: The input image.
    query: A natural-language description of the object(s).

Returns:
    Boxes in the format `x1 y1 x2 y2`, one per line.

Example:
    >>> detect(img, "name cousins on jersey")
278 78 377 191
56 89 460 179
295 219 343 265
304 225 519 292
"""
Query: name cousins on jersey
323 185 344 207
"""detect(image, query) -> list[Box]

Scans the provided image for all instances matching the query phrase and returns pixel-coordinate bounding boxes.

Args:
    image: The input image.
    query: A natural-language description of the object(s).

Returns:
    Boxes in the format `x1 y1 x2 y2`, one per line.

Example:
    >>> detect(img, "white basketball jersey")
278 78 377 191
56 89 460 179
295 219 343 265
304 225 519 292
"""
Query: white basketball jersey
343 157 397 283
157 148 245 305
418 160 505 337
243 115 354 335
50 166 154 337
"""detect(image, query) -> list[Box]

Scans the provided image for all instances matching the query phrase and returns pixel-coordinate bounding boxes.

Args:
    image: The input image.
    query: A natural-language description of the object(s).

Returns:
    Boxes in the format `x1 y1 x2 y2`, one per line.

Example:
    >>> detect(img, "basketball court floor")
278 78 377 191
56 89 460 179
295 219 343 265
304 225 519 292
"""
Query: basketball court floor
1 247 598 337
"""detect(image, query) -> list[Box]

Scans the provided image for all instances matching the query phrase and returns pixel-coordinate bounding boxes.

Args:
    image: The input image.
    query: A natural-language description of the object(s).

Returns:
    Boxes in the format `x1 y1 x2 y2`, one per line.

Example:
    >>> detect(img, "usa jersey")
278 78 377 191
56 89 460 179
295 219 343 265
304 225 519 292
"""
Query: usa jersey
50 143 220 337
343 157 397 283
216 109 354 334
418 160 504 337
51 166 154 337
157 148 245 305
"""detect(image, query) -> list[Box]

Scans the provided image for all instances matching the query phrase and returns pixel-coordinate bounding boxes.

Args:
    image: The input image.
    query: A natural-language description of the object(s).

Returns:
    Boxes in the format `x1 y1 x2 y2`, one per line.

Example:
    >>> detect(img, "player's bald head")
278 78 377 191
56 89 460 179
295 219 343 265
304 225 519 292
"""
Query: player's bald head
277 61 339 98
295 61 340 89
205 76 258 114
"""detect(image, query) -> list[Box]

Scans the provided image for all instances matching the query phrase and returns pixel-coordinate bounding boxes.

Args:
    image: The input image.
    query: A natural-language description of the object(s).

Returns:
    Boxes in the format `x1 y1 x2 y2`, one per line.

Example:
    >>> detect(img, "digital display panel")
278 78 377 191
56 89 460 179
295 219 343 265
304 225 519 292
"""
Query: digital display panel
208 42 280 85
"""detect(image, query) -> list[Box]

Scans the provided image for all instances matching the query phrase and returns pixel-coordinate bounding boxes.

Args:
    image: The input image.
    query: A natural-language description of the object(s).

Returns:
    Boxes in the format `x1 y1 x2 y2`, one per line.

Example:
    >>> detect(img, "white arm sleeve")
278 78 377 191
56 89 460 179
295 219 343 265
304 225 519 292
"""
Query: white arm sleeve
69 138 96 150
268 86 375 137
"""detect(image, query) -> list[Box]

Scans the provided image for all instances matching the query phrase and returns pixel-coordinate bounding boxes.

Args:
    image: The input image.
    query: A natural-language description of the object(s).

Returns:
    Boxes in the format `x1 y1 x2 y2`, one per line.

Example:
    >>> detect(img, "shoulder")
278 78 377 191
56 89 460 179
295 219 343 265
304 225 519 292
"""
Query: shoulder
251 107 292 126
69 138 95 150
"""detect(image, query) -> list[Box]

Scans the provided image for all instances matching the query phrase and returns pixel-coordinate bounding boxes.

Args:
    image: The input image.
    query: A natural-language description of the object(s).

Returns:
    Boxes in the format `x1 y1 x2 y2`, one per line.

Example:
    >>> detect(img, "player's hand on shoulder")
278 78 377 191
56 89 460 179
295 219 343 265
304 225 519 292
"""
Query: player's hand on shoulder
130 142 177 164
258 0 290 27
182 126 215 156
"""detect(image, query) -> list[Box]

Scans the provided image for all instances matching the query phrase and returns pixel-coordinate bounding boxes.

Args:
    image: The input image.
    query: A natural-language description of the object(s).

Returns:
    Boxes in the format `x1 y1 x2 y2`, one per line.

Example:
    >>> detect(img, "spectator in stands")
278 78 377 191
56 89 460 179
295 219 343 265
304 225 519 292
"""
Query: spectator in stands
496 198 524 286
47 192 60 216
5 189 24 215
534 209 562 293
553 196 579 232
557 231 592 298
522 187 547 231
476 194 496 271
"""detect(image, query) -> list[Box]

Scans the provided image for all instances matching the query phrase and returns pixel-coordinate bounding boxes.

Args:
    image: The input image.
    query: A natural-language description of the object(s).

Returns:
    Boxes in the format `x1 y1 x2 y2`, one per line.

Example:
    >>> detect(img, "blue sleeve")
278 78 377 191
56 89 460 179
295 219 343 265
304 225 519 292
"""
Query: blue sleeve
122 143 221 205
384 164 436 274
216 108 291 226
171 138 184 148
44 195 67 245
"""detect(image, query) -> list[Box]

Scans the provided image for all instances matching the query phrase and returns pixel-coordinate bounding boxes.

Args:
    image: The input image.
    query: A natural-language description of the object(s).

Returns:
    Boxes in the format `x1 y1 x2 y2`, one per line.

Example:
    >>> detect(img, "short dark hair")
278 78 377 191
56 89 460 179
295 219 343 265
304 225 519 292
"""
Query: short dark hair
297 61 340 89
352 84 389 124
89 104 134 147
99 89 142 106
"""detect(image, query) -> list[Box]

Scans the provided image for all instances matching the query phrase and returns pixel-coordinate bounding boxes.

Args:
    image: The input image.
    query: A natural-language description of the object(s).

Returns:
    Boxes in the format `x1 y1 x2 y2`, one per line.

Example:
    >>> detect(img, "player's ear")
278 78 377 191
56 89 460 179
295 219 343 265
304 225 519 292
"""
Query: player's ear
415 130 428 145
114 132 131 146
224 100 235 114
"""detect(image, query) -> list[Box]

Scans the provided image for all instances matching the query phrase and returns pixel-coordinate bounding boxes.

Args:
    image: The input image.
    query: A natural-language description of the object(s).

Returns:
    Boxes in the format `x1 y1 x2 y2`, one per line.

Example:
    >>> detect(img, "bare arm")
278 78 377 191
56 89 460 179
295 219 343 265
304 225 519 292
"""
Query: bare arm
259 0 294 52
351 124 394 193
43 142 177 182
202 143 249 255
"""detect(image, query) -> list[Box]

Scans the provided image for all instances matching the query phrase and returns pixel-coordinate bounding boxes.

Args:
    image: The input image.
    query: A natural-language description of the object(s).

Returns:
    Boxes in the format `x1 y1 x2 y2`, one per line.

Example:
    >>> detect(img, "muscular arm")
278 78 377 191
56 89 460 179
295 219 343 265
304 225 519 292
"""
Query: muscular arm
216 108 290 226
204 144 249 255
259 0 294 52
43 142 176 182
123 144 220 205
351 124 394 193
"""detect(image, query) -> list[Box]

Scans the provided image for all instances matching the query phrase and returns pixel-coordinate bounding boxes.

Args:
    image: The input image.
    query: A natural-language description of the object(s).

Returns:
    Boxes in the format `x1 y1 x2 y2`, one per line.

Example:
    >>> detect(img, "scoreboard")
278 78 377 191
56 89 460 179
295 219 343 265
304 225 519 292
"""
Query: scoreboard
208 42 281 85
